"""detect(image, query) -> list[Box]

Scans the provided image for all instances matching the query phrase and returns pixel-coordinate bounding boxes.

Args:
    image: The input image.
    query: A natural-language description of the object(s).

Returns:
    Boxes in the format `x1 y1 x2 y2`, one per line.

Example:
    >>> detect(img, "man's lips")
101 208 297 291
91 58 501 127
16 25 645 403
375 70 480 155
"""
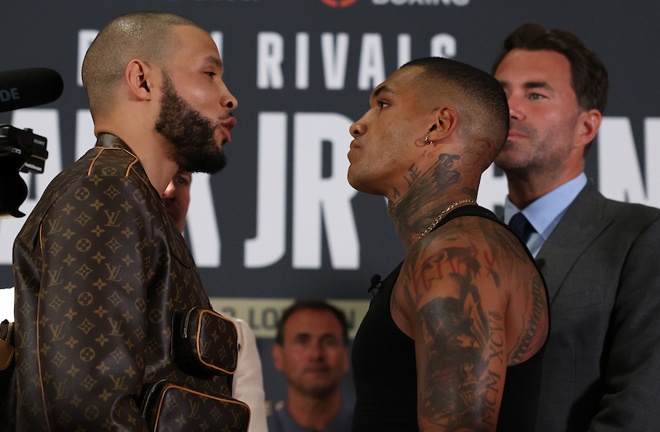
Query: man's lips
347 140 360 162
507 130 527 140
304 365 331 374
219 116 237 143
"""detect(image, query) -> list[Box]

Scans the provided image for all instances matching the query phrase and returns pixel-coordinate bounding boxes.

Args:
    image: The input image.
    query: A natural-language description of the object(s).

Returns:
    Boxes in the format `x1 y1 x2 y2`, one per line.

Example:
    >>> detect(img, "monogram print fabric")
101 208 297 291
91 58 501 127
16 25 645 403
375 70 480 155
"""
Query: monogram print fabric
173 308 239 379
140 382 250 432
12 135 237 431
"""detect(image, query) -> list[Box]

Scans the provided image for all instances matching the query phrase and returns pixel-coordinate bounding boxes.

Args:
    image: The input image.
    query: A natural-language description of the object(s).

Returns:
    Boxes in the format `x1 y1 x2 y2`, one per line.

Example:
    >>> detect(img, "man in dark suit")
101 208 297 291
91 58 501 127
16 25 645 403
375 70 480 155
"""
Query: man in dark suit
492 23 660 431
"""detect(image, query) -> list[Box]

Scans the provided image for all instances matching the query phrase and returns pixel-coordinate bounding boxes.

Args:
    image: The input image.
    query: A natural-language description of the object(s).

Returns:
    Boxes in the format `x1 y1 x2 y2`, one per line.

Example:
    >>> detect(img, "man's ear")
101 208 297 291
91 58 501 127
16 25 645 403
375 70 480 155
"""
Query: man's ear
427 106 458 143
125 59 153 100
575 108 602 148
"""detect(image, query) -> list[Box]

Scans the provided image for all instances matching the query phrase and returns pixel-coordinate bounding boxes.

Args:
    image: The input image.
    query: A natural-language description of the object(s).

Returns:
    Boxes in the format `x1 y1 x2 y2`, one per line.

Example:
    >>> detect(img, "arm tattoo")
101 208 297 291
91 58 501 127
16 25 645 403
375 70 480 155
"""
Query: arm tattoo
508 275 547 363
419 297 503 430
407 242 503 430
475 217 549 362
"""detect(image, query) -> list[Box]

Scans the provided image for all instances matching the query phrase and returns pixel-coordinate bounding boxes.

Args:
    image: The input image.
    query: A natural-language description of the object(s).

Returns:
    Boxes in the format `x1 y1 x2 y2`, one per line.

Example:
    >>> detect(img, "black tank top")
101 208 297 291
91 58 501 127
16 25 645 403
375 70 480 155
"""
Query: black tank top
351 205 547 431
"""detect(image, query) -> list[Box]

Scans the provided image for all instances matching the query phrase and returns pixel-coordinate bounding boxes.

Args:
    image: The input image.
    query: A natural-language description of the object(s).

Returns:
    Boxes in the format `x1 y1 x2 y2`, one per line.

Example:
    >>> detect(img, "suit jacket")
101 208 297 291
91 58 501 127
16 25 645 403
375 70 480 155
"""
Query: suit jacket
11 134 240 431
534 181 660 432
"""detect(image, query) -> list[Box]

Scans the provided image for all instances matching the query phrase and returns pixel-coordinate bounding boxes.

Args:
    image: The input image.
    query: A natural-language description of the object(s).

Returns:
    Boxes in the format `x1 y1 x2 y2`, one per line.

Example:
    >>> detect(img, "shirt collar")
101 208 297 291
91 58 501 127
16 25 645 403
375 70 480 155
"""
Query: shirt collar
503 172 587 240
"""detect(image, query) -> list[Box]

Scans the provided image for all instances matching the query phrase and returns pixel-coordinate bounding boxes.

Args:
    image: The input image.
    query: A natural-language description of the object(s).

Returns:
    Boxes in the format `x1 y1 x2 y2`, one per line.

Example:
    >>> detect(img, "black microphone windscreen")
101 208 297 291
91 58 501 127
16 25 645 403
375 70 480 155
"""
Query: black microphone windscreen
368 274 382 294
536 258 546 270
0 68 64 113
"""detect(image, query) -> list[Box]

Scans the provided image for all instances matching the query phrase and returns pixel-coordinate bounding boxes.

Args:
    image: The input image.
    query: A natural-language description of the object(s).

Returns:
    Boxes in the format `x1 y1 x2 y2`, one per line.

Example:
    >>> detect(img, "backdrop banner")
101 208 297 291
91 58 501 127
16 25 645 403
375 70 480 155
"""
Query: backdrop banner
2 0 659 409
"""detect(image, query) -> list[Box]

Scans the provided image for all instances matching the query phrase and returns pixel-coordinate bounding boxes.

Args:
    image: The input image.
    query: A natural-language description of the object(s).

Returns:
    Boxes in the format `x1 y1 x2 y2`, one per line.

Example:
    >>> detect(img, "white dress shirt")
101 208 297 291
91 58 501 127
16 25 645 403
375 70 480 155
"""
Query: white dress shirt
230 317 269 432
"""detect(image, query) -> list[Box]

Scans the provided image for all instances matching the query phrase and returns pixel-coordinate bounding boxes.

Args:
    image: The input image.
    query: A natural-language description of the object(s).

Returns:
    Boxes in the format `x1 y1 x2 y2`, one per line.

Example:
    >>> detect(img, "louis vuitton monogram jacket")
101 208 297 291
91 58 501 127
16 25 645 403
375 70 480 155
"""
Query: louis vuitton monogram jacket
12 134 235 431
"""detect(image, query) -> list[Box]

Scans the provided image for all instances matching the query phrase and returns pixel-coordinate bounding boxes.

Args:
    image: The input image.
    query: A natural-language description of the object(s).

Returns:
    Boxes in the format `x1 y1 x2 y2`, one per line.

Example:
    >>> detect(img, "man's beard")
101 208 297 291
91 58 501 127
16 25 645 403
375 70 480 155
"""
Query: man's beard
155 73 227 173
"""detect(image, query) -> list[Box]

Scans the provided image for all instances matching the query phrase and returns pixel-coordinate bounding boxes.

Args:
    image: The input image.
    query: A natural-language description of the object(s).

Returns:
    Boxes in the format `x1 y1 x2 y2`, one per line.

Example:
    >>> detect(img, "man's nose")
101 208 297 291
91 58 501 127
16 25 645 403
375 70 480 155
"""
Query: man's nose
162 182 176 201
507 94 526 121
350 121 365 138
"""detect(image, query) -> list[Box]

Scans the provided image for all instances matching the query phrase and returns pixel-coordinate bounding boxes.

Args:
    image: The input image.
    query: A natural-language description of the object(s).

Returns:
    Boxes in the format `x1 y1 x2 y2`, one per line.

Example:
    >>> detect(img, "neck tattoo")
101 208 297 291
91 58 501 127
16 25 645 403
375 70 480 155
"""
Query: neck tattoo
414 198 477 243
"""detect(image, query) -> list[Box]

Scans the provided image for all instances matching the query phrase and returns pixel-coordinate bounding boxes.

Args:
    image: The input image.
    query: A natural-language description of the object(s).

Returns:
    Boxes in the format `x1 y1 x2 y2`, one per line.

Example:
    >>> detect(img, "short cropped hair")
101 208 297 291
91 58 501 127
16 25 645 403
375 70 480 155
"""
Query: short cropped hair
82 11 203 118
492 23 608 113
402 57 510 166
274 299 349 346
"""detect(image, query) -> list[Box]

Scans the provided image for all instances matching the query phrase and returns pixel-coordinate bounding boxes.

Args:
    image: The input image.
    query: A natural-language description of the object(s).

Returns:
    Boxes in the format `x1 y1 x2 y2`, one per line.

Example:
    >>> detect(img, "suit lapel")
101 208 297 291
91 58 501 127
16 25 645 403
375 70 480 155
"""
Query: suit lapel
536 182 613 303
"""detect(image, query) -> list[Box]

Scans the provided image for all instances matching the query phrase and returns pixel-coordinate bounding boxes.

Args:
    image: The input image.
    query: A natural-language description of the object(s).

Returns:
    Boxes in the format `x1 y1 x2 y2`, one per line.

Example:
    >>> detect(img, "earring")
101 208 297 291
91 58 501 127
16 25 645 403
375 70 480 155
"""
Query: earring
424 135 432 145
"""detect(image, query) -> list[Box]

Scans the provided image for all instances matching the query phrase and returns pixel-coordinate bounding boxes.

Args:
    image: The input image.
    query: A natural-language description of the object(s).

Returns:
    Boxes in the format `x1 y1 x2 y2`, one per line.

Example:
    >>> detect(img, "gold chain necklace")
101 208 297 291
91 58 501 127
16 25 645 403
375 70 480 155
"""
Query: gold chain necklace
414 198 477 243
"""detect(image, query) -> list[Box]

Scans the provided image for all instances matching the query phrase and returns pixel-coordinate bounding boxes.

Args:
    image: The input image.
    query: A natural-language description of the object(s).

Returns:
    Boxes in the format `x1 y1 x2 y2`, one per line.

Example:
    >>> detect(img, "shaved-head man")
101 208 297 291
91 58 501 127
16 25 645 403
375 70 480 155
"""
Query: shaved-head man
11 11 244 431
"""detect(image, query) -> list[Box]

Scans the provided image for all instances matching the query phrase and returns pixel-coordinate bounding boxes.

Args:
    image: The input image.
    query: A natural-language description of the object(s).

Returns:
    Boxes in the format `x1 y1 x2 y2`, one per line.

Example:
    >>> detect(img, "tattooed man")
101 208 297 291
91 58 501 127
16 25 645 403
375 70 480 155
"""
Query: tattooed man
348 57 549 432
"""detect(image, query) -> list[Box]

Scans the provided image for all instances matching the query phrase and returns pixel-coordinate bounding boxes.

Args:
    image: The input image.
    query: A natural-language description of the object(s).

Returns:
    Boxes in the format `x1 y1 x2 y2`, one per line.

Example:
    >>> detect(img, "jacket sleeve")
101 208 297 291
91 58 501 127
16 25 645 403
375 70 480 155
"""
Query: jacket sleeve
590 216 660 431
30 175 159 431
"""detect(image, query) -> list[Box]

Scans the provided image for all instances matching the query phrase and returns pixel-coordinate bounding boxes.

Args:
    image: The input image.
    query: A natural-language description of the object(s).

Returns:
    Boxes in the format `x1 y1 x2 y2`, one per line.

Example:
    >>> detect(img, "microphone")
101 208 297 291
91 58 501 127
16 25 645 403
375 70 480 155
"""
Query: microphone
368 274 382 295
0 68 64 113
536 258 546 270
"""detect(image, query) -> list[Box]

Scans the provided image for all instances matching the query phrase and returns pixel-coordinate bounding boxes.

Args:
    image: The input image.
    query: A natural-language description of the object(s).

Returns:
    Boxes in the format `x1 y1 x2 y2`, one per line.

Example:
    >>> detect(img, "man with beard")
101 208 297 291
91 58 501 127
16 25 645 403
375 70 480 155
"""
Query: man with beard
10 11 243 431
268 300 353 432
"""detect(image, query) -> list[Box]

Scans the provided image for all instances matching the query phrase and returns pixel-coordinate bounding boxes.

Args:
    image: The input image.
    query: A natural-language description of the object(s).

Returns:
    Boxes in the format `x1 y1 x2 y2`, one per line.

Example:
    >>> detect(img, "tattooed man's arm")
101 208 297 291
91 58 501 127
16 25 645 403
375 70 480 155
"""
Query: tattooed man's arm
393 218 547 431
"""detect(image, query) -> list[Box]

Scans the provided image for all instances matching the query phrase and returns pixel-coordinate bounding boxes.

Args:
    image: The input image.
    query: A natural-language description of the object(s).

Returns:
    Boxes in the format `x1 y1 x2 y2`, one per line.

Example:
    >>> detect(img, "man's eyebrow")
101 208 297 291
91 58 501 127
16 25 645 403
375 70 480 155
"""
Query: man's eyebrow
205 56 224 70
372 84 394 99
522 80 552 90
